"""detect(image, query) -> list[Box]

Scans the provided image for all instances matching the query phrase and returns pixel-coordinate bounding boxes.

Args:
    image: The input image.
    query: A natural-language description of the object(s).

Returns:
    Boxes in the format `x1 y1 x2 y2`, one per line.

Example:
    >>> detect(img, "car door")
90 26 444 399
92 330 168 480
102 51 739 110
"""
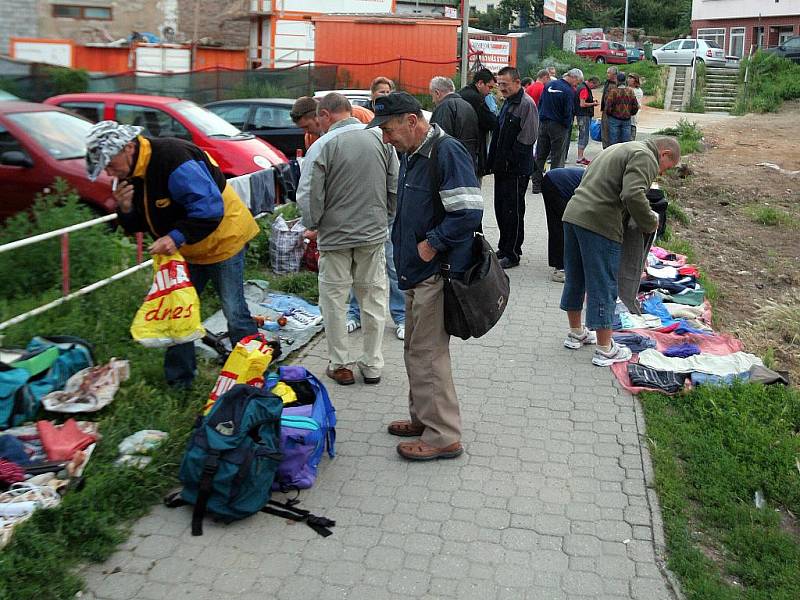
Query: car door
56 101 104 123
784 37 800 63
657 41 681 65
679 40 697 65
0 122 50 220
248 104 304 158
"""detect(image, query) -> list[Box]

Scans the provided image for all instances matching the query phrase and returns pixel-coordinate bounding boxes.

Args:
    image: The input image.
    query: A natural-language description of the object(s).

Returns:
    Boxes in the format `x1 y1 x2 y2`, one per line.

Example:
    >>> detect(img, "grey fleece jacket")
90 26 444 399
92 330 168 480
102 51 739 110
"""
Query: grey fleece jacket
296 117 399 251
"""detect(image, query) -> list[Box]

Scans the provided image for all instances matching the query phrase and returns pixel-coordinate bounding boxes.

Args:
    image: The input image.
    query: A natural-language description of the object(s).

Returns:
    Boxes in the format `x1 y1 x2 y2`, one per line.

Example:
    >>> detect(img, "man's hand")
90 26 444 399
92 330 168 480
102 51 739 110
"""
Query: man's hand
149 235 178 256
303 229 318 241
417 239 437 263
114 180 134 213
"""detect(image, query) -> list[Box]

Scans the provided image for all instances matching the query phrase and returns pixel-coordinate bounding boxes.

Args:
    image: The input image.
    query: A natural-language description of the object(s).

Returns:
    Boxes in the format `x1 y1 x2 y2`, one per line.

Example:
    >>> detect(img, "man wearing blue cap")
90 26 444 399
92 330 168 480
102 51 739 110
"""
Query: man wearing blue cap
369 92 483 461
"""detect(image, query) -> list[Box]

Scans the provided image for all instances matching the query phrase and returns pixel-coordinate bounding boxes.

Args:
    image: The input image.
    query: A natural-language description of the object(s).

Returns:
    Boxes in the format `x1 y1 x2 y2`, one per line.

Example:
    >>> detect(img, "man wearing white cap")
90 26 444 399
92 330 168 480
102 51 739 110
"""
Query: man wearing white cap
85 120 259 387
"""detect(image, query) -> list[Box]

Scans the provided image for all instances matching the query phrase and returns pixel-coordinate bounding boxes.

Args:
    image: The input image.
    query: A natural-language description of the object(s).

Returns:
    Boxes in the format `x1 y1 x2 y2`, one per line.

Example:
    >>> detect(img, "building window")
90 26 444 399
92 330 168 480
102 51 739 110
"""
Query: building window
754 26 765 49
697 27 725 50
777 26 795 45
52 5 112 20
729 27 745 58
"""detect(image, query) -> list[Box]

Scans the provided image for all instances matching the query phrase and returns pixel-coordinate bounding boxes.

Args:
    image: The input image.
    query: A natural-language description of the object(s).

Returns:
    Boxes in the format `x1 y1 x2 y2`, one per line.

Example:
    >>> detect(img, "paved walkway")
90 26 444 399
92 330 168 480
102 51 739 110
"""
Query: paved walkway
82 175 677 600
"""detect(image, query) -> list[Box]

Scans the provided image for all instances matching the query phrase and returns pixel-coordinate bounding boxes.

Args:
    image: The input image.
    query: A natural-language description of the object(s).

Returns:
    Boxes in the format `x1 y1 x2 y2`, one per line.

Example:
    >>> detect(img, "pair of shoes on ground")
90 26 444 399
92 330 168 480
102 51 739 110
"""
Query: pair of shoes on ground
577 157 592 165
551 268 565 283
386 420 463 461
346 319 405 340
325 365 380 386
499 256 520 269
563 326 632 366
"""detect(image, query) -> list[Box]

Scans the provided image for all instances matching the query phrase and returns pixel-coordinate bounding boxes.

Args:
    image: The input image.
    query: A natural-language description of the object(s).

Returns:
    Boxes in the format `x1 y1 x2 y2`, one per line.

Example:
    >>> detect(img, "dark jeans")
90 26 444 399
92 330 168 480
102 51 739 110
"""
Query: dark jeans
494 174 529 262
531 120 568 190
541 176 570 270
608 116 632 145
562 121 573 164
164 249 256 387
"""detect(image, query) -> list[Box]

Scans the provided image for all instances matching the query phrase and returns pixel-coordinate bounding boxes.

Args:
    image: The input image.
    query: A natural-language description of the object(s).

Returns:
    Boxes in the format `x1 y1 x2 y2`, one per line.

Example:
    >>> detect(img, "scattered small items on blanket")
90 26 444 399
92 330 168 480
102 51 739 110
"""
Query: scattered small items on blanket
42 359 130 413
116 430 168 468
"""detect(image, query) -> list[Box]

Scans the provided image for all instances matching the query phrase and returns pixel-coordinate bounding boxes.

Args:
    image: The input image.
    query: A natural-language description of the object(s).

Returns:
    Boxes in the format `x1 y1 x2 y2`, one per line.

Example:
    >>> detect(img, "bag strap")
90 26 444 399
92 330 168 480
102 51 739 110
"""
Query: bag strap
191 449 220 536
261 498 336 537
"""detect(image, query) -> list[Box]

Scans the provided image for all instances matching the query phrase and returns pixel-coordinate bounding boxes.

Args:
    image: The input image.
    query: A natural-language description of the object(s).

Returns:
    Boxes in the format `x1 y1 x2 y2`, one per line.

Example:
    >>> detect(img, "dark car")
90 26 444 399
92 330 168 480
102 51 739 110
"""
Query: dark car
0 101 115 220
764 36 800 64
204 99 305 159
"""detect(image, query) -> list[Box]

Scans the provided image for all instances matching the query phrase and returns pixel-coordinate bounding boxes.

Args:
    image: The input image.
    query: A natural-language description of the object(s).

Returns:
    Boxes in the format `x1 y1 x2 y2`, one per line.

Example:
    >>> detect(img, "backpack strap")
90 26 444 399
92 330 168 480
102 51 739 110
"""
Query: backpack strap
261 498 336 537
191 449 221 536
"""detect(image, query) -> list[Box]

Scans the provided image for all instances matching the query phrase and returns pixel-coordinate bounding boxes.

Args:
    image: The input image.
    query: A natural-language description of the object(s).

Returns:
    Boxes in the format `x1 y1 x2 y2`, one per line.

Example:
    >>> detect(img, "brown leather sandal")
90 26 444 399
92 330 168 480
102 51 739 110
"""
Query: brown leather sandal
387 420 425 437
396 440 464 461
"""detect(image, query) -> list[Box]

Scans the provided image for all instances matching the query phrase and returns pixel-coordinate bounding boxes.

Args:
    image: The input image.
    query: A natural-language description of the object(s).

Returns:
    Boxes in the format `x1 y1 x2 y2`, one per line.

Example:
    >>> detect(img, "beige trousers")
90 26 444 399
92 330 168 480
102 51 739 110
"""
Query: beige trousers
404 275 461 447
318 242 387 378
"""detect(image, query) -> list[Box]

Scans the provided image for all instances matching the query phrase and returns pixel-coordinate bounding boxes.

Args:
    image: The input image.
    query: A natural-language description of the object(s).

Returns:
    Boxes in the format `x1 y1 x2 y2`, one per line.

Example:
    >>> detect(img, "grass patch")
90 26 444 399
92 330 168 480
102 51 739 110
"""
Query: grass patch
685 62 706 114
641 382 800 600
655 118 704 155
0 195 319 599
667 201 691 226
734 51 800 115
745 205 796 227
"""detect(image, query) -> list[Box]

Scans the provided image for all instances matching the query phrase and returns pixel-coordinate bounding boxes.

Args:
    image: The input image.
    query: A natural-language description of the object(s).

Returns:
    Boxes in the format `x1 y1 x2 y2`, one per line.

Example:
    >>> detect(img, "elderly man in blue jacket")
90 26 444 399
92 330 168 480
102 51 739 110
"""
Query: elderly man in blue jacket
369 92 483 461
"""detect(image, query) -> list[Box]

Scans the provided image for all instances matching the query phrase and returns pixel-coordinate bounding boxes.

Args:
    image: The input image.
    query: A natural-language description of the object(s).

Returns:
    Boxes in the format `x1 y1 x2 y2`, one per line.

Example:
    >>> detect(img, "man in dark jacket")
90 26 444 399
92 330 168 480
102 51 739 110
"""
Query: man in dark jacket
369 92 483 462
85 120 259 388
458 68 498 178
530 68 583 194
487 66 539 269
429 76 481 175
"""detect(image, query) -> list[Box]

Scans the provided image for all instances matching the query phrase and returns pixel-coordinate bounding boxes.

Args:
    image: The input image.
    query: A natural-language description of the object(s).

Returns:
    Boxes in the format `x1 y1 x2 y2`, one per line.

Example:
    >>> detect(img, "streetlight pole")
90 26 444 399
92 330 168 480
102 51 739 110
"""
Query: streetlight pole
623 0 629 43
461 0 470 88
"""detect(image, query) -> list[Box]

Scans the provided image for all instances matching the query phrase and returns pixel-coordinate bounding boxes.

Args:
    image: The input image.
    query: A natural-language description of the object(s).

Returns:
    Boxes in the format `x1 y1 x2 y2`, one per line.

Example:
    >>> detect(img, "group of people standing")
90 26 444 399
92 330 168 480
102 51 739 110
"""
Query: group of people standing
83 61 678 463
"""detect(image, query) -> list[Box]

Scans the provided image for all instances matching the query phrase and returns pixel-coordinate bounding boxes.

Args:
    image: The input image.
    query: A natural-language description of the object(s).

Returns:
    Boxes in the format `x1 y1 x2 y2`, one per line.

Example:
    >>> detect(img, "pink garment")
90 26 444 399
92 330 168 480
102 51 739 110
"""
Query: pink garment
611 331 744 394
650 246 687 267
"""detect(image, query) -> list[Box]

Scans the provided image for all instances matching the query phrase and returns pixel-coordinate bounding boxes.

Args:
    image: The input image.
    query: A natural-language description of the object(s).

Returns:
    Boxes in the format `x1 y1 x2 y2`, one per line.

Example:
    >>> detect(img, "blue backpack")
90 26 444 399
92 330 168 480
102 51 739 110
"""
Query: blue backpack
0 336 94 430
178 384 283 535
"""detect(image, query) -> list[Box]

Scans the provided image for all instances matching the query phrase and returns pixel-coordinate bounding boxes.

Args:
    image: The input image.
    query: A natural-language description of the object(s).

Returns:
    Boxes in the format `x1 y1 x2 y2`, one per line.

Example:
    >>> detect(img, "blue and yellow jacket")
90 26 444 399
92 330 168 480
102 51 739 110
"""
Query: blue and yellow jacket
118 136 259 265
392 126 483 290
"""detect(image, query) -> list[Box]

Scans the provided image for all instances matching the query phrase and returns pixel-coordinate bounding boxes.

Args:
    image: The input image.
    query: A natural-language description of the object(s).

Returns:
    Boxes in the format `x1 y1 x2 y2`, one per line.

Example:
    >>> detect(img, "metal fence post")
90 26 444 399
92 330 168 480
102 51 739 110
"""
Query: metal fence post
61 232 70 296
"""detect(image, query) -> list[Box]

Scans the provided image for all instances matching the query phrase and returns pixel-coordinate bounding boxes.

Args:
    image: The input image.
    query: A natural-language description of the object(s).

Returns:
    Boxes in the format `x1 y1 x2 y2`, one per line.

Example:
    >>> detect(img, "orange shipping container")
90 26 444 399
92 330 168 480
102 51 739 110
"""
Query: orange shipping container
312 16 460 95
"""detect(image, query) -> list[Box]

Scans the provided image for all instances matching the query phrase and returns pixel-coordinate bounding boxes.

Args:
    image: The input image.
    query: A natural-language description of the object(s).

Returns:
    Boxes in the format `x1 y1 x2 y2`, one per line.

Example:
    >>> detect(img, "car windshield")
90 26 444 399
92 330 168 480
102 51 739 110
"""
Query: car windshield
6 110 91 160
169 101 250 138
705 41 722 49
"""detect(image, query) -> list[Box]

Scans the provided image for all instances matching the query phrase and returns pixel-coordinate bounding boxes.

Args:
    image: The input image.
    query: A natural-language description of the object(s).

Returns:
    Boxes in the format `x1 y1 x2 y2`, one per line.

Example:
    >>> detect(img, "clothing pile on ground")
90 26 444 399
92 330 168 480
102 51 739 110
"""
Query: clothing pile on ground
197 280 324 362
609 246 790 394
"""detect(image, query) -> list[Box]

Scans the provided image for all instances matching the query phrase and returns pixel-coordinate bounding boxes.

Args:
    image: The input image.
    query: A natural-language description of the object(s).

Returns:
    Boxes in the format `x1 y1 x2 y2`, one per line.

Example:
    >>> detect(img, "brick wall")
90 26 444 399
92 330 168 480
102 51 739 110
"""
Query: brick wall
692 16 800 56
0 0 38 55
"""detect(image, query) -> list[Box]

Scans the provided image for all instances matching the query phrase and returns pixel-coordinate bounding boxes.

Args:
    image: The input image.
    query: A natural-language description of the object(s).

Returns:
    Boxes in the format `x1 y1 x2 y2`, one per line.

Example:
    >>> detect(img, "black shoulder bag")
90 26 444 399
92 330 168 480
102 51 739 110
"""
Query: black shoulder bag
429 135 510 341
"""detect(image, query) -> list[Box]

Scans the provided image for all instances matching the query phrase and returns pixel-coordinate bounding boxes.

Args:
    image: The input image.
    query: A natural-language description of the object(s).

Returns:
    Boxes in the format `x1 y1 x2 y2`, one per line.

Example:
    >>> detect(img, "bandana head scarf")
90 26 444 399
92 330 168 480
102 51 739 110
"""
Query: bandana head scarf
85 120 143 181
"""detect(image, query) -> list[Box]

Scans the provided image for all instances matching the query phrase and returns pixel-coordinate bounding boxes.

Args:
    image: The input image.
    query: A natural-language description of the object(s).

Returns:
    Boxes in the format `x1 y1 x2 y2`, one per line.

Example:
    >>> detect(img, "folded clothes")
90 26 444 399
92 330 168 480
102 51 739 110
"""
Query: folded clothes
674 320 712 335
646 265 679 279
638 349 764 376
678 266 700 277
620 313 662 330
0 435 29 465
36 419 97 462
664 303 705 319
613 333 658 353
660 289 705 307
628 363 688 393
642 295 677 326
690 371 749 386
663 343 701 358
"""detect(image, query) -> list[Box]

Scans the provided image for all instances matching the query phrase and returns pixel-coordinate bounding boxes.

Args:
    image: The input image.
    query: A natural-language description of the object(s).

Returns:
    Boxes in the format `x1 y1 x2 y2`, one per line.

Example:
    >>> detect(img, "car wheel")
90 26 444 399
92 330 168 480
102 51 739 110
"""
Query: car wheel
694 58 704 66
652 57 659 65
596 56 606 63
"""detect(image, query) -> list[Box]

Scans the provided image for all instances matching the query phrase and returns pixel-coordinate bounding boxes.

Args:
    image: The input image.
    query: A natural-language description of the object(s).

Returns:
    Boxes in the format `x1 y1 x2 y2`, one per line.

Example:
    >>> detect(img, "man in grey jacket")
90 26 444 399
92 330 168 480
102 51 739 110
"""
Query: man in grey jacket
297 93 400 386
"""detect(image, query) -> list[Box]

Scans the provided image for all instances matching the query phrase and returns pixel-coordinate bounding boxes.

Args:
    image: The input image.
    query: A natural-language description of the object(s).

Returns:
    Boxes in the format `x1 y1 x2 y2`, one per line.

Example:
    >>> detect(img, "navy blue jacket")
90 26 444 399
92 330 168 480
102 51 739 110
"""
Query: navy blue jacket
544 167 585 199
392 126 483 290
538 78 576 128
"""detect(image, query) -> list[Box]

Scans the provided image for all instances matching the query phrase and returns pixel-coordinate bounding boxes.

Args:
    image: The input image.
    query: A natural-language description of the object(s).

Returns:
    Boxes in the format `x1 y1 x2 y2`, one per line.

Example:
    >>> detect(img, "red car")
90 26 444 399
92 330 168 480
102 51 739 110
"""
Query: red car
44 93 287 177
0 101 115 220
576 40 629 64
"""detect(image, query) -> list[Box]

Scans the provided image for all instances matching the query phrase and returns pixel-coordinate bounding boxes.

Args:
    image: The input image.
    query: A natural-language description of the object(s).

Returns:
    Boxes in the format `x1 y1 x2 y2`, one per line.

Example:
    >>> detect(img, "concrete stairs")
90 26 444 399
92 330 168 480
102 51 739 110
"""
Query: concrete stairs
704 67 739 113
664 67 691 111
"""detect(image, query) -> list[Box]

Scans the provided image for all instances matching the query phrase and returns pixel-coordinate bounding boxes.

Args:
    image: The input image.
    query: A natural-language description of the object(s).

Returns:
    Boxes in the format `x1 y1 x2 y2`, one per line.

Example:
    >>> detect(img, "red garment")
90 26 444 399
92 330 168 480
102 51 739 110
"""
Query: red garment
678 266 700 277
0 459 25 484
37 419 97 461
525 81 545 106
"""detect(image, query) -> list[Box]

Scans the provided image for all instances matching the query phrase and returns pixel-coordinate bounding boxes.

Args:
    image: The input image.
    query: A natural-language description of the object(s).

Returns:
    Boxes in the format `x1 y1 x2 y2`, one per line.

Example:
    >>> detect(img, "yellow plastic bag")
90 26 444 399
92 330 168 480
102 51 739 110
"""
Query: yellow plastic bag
203 334 276 415
130 253 205 348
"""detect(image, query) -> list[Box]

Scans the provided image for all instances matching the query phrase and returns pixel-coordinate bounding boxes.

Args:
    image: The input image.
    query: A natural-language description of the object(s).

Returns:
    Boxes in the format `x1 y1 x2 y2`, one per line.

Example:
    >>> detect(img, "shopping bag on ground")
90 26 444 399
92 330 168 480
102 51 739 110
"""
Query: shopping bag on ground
130 253 205 348
590 118 602 142
270 215 305 275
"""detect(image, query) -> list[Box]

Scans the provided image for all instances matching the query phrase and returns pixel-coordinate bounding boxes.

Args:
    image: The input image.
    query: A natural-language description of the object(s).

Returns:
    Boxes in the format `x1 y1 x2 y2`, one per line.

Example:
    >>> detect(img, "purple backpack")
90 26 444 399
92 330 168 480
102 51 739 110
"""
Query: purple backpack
272 366 336 490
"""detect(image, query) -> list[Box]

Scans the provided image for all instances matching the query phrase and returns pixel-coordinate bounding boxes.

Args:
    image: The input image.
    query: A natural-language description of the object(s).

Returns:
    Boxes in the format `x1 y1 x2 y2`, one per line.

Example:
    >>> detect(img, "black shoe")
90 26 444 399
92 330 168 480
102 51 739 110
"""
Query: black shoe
499 257 520 269
363 375 381 385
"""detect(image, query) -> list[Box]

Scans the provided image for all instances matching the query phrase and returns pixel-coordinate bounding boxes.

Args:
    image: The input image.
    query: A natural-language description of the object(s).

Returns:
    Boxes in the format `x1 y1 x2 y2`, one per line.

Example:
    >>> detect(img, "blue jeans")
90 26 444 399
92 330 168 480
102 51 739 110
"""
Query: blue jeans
348 235 405 325
164 249 256 387
607 116 632 145
560 223 622 330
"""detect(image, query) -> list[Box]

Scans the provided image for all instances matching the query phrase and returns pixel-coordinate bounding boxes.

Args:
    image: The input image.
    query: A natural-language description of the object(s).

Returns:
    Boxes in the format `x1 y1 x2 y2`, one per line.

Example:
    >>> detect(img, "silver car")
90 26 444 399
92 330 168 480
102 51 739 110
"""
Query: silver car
652 39 727 67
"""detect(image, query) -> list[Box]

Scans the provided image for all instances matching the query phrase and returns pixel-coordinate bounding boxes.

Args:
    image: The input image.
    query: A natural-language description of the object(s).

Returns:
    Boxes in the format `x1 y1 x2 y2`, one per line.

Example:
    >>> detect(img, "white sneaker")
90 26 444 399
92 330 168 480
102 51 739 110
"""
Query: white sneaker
346 319 361 334
396 325 405 340
592 341 633 367
551 269 565 283
564 327 597 349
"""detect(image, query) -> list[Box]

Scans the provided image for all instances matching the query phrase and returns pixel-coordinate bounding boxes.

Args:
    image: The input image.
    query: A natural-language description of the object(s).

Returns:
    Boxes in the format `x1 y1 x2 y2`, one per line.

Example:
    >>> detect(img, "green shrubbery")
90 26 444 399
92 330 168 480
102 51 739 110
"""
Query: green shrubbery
654 118 704 155
734 51 800 114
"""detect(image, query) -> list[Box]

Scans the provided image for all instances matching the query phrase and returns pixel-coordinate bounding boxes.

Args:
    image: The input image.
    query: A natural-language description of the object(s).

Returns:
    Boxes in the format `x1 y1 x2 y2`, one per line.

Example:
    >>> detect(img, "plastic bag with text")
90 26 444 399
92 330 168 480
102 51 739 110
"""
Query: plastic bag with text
130 253 205 348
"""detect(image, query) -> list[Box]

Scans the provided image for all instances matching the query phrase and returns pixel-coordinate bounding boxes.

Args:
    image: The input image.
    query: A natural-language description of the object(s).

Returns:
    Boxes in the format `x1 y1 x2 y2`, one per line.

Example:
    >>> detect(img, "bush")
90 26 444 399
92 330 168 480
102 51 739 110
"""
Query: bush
0 180 136 320
734 51 800 114
43 66 89 95
655 118 704 155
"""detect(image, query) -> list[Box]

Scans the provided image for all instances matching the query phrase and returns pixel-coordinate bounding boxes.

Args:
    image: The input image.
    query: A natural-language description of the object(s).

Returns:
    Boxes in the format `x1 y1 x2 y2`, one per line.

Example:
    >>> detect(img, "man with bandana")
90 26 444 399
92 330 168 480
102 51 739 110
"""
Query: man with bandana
85 121 259 388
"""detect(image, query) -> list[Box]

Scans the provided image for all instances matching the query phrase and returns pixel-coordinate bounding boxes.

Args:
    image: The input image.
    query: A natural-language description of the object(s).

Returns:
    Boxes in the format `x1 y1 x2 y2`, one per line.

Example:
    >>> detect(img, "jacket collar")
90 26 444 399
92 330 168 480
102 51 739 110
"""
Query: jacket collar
644 138 661 163
132 136 151 179
329 116 361 132
411 124 444 159
505 87 525 106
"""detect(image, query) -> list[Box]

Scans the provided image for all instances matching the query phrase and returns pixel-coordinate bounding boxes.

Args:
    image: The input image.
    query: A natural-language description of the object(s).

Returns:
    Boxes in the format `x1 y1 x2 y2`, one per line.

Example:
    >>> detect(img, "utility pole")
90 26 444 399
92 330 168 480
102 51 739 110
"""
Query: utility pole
623 0 629 43
461 0 470 88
